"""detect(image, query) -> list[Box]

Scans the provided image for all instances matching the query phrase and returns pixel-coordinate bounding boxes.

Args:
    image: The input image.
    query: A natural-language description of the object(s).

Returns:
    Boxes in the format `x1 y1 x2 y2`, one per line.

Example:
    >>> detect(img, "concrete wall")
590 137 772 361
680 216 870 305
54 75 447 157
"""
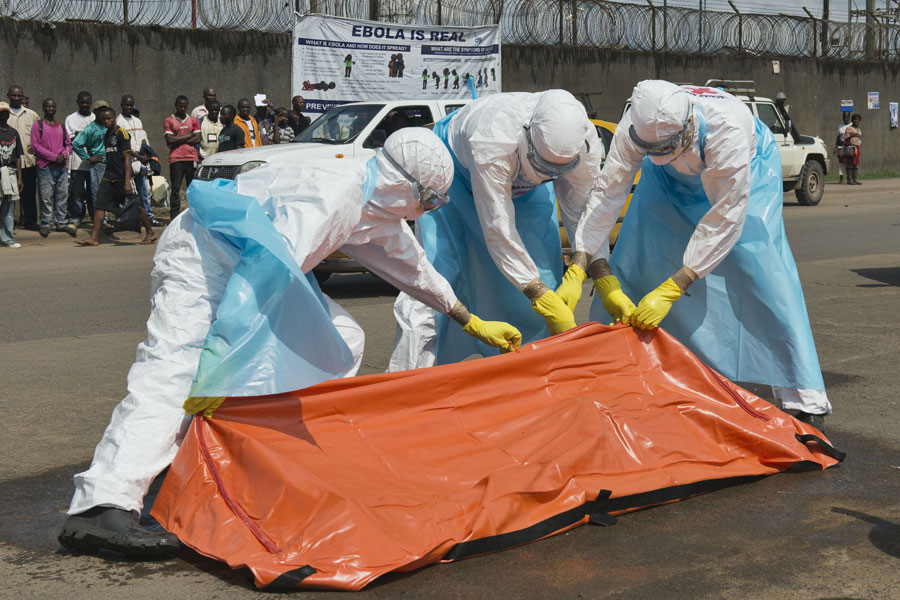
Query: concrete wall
2 18 898 172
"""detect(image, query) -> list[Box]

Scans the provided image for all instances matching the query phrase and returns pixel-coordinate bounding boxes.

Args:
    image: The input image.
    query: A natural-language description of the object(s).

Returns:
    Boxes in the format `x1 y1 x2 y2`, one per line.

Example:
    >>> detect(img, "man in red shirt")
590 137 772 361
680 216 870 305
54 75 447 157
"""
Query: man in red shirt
163 95 200 220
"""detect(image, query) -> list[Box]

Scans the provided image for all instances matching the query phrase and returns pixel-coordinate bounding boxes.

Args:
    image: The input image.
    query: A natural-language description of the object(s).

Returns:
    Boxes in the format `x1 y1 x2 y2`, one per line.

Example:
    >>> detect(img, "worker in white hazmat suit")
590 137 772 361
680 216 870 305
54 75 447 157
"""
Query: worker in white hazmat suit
568 80 830 429
58 128 522 559
390 90 605 371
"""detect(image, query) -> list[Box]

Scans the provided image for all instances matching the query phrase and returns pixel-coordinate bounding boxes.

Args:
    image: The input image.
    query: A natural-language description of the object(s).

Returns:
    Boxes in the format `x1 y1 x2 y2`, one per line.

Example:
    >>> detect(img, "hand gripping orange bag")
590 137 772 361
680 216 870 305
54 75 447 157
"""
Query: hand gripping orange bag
152 323 843 591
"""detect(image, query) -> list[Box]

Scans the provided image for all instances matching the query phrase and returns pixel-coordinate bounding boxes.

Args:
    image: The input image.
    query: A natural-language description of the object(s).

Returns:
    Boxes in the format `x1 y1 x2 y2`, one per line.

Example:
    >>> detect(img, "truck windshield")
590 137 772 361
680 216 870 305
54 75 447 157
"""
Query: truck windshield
294 104 385 145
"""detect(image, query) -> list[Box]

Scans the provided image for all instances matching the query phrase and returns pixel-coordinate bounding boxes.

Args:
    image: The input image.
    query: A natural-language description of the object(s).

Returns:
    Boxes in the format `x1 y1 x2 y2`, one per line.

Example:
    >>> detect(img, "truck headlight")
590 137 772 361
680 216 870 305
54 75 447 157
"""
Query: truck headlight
239 160 267 174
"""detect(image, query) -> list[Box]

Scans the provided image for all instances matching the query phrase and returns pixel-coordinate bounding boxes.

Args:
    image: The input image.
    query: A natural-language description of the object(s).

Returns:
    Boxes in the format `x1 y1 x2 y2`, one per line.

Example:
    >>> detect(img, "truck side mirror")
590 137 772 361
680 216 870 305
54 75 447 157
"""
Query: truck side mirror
366 129 388 148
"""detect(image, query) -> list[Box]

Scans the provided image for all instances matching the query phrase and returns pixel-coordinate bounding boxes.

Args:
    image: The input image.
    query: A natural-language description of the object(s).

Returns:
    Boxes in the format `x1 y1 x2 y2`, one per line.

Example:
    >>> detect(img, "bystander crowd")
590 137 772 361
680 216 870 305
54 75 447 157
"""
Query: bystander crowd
117 95 162 226
843 113 863 185
262 107 295 144
199 100 222 158
31 98 73 237
191 87 217 121
65 92 95 227
835 111 851 184
0 102 23 248
235 98 263 147
287 95 311 136
163 95 200 220
77 107 155 246
217 105 245 152
72 101 111 220
7 85 40 231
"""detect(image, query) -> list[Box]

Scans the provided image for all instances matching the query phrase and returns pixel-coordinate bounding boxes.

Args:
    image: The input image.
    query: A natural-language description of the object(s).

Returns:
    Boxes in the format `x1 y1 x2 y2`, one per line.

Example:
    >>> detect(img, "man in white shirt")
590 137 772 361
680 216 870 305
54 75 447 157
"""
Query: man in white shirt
7 85 40 230
116 95 159 226
199 101 222 158
65 91 95 226
190 86 217 122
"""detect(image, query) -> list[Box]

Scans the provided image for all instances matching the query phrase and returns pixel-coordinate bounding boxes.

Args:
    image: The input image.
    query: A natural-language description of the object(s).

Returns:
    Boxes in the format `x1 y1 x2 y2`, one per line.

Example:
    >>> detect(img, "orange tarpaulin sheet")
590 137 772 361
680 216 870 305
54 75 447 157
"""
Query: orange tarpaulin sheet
152 323 843 591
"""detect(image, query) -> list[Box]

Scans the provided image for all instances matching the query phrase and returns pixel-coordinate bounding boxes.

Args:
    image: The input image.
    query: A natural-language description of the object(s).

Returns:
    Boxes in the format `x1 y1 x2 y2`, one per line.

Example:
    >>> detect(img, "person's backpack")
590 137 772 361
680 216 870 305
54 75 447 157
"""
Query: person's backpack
37 120 70 151
140 141 162 175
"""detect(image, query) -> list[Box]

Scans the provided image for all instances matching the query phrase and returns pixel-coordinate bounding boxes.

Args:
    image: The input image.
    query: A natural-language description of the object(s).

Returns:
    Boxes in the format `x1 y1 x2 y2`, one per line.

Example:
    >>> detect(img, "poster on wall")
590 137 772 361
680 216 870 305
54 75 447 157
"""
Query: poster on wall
890 102 898 129
867 92 880 109
292 14 502 115
840 99 853 112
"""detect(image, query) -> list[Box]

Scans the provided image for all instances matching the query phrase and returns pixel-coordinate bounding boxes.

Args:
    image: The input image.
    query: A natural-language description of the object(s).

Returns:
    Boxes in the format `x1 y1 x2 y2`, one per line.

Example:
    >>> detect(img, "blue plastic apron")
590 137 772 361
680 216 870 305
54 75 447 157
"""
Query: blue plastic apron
422 113 563 365
186 158 379 399
592 116 825 390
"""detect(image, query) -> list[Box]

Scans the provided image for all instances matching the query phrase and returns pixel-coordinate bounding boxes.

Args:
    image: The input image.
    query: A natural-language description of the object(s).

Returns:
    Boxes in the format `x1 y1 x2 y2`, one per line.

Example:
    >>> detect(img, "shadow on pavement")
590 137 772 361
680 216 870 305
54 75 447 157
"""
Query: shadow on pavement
851 267 900 288
831 507 900 559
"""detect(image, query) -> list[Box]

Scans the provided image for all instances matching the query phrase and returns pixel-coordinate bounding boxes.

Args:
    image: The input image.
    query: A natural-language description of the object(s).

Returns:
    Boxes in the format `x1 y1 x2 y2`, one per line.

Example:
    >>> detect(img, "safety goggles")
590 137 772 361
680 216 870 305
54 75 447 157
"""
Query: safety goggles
382 148 450 212
523 125 581 180
628 112 695 156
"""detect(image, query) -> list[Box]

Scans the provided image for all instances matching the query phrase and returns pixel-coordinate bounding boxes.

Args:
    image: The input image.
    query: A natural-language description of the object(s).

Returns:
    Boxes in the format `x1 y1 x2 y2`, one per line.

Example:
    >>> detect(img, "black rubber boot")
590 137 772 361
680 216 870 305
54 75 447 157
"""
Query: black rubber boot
58 506 181 559
795 411 826 434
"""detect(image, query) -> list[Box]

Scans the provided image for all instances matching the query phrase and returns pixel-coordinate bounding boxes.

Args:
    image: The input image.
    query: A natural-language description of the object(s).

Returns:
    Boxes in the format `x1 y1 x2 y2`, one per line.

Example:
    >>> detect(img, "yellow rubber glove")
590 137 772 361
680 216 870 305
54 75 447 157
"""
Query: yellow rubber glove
531 289 577 334
462 314 523 352
593 275 637 325
183 396 226 418
555 264 587 311
631 278 683 330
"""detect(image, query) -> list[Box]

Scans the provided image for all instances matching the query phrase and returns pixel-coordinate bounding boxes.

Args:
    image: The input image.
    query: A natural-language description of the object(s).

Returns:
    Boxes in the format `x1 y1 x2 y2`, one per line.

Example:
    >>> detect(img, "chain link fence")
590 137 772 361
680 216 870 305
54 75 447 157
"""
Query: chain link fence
3 0 899 60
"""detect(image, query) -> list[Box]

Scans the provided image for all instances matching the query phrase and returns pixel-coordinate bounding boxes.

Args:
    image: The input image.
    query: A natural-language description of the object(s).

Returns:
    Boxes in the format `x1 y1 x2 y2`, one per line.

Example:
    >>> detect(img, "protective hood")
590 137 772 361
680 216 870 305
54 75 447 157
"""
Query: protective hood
529 90 591 165
373 127 454 220
631 80 692 144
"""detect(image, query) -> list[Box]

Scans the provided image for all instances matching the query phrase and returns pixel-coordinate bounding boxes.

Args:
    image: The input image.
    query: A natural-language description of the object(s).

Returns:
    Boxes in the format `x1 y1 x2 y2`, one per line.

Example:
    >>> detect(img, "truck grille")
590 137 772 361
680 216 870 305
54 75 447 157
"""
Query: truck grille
196 165 240 181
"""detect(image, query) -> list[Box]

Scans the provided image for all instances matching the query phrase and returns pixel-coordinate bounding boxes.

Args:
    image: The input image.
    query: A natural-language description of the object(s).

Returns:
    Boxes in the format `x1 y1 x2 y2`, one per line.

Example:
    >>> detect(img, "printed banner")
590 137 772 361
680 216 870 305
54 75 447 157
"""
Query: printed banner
890 102 898 129
867 91 880 110
292 14 501 114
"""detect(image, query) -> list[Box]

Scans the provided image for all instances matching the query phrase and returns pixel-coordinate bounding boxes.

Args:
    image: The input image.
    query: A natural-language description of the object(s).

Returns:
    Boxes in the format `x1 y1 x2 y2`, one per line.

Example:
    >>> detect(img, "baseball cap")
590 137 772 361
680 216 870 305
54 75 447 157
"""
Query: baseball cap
0 102 10 113
92 100 109 110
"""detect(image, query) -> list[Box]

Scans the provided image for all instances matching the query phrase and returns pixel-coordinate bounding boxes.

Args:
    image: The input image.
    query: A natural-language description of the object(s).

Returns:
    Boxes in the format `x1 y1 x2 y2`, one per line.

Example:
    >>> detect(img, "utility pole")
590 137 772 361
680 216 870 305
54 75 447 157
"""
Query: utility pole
699 0 703 53
865 0 875 56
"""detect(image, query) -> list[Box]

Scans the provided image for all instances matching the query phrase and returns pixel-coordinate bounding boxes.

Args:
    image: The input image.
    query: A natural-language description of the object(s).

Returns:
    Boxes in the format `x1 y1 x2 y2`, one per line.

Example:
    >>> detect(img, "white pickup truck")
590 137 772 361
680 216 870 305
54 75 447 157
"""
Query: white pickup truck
195 98 470 282
195 99 469 181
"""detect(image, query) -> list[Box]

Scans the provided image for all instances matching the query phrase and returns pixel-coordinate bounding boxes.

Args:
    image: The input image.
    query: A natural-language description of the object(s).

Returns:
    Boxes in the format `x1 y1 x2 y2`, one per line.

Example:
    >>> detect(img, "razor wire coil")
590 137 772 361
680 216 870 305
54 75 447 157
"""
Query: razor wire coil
3 0 900 60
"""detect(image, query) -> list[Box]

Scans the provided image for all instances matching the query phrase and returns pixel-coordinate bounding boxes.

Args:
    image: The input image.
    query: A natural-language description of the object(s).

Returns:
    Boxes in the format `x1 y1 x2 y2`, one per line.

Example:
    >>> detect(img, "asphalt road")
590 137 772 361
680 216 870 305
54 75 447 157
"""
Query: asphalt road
1 180 898 599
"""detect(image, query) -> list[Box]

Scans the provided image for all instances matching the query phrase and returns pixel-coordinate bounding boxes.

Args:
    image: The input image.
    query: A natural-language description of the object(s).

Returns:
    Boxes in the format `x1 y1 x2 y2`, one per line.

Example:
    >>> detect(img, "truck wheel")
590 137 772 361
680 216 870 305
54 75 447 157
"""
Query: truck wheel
313 270 331 285
795 160 824 206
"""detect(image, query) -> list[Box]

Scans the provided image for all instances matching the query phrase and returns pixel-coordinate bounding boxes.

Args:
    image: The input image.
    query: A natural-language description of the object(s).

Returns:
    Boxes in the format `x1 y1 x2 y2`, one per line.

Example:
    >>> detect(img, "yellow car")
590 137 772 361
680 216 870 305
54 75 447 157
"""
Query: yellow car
559 119 638 260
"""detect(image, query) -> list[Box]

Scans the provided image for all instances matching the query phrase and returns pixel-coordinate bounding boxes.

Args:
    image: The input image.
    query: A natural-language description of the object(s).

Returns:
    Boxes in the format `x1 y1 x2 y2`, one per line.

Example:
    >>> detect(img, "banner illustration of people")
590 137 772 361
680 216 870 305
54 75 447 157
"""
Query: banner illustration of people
292 15 502 114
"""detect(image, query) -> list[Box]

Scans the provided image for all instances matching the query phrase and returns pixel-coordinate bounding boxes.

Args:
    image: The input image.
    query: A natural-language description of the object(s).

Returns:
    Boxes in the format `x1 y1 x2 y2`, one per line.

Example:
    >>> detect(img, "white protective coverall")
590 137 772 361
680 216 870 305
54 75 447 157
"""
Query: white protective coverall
390 90 605 371
574 80 830 416
69 128 462 515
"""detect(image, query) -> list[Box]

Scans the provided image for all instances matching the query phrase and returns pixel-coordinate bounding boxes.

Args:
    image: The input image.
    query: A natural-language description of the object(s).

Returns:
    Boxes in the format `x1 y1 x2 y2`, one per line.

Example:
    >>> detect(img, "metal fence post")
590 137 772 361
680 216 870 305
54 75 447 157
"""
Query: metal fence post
663 0 668 52
572 0 578 45
559 0 565 46
438 0 442 25
728 1 741 53
699 0 703 53
803 7 818 58
647 0 657 52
